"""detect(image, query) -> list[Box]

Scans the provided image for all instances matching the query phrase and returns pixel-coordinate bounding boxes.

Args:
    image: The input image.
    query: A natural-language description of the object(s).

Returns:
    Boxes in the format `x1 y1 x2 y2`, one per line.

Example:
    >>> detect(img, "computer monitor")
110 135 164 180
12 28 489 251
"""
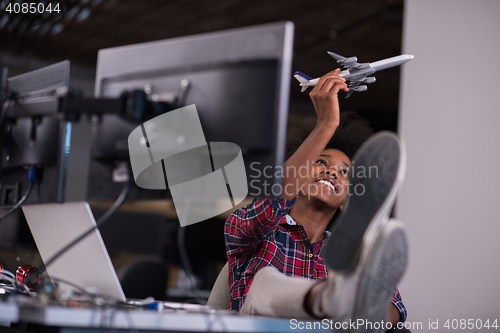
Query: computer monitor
2 21 294 207
88 21 294 201
0 60 88 206
2 22 295 300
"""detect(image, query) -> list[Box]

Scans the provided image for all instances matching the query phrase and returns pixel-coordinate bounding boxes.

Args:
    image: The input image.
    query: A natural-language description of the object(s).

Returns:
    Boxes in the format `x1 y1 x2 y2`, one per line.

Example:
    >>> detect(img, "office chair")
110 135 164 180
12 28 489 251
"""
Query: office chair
206 261 230 309
118 256 169 301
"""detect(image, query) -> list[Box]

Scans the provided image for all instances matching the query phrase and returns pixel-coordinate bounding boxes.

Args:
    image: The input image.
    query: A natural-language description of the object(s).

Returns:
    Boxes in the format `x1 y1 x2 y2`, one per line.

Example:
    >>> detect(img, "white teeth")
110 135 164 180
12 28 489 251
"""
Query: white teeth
317 180 336 192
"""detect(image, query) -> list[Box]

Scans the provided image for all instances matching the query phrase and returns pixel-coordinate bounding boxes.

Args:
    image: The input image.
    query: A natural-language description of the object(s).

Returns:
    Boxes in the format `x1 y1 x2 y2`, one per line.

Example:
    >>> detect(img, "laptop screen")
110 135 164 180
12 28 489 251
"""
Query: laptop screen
22 202 126 302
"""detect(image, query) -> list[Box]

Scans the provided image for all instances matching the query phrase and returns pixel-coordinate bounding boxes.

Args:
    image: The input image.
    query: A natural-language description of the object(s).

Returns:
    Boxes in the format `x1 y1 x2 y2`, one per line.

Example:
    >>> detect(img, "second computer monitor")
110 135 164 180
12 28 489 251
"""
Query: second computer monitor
88 21 295 201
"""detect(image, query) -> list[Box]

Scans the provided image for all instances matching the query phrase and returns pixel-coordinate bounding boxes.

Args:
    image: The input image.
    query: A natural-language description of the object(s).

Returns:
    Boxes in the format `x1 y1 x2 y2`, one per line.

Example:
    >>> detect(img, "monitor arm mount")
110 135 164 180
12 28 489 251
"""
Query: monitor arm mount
3 79 191 124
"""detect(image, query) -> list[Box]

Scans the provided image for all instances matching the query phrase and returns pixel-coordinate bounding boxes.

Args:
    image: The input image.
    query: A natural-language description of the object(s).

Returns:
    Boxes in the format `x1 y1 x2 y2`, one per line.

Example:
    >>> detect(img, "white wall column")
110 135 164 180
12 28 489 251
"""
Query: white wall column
398 0 500 330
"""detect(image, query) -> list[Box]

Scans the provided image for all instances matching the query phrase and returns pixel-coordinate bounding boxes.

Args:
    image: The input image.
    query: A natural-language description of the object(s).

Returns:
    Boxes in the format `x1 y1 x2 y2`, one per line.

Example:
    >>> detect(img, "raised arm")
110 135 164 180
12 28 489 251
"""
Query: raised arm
225 69 347 254
281 69 348 200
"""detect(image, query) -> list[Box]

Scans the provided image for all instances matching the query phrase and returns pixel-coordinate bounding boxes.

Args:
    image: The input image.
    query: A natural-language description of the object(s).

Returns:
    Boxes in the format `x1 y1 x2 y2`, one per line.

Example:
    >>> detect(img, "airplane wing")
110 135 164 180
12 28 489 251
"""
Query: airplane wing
345 80 368 98
327 51 369 70
345 81 360 98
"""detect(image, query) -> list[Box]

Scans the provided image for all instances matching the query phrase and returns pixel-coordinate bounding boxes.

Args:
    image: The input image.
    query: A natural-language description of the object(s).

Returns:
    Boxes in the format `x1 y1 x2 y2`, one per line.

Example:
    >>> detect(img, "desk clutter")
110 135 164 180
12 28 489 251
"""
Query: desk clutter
0 20 318 332
0 292 327 332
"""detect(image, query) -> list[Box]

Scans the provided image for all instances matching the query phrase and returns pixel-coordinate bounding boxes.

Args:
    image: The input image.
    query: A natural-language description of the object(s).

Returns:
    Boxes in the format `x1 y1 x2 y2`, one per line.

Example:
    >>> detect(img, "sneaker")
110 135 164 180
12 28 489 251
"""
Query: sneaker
314 219 408 332
325 131 406 272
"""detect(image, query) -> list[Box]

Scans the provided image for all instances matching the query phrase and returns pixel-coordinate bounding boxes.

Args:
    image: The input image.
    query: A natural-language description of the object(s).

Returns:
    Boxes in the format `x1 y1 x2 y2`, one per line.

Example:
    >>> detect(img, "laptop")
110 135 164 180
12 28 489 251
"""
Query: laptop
22 202 127 301
22 202 224 313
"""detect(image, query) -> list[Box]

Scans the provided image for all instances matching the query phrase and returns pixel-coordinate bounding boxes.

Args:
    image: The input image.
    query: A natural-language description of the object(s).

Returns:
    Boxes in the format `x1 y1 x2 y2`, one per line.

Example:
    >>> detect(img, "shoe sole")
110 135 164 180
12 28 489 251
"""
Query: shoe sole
352 219 408 333
325 131 406 273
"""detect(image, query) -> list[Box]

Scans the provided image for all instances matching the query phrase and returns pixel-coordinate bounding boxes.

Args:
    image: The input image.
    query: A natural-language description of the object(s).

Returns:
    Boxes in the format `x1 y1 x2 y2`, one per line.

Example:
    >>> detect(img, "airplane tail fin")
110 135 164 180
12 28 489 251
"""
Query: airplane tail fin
294 71 313 92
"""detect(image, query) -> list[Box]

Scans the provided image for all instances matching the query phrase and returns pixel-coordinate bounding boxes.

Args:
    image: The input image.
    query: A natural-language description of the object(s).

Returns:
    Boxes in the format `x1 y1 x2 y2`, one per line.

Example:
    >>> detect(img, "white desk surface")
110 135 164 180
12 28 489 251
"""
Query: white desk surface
0 301 19 326
19 304 330 332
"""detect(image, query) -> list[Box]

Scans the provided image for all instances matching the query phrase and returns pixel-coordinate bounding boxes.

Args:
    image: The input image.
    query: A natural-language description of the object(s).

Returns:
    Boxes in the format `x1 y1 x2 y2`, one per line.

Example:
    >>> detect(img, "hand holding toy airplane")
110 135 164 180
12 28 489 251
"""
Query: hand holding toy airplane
294 51 414 98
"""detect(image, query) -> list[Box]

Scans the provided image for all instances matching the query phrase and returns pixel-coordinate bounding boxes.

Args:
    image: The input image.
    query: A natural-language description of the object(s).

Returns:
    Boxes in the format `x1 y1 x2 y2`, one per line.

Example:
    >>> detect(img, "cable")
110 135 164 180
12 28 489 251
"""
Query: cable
0 96 13 190
0 98 11 128
0 166 37 223
46 276 130 308
0 269 17 290
0 95 36 213
39 173 132 274
47 276 96 300
0 269 33 295
176 219 228 331
0 269 15 279
0 184 33 222
176 226 209 305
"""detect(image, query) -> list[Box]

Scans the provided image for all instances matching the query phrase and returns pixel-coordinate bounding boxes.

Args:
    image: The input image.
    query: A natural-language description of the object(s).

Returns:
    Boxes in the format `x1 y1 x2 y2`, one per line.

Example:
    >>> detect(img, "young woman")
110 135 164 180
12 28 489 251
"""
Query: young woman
225 69 408 329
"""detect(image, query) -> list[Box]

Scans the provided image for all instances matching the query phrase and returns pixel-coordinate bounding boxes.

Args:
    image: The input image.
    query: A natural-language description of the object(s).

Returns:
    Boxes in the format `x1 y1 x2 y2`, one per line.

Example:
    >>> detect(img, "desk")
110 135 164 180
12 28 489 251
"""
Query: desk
18 304 331 332
0 301 19 327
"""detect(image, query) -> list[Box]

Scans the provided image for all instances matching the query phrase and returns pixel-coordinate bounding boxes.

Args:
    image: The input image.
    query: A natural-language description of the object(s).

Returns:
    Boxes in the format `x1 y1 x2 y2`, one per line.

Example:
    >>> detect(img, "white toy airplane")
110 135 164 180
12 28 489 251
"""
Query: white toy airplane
294 51 414 98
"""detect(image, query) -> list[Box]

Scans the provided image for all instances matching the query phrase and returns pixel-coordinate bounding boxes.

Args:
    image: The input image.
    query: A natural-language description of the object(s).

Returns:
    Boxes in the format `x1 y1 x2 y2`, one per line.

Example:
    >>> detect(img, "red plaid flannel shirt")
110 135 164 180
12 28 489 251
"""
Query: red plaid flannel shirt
224 196 407 322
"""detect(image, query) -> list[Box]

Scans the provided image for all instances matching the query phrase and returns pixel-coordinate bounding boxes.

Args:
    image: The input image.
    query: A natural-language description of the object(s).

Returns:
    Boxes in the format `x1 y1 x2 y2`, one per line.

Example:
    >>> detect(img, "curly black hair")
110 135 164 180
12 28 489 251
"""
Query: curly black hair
285 110 374 160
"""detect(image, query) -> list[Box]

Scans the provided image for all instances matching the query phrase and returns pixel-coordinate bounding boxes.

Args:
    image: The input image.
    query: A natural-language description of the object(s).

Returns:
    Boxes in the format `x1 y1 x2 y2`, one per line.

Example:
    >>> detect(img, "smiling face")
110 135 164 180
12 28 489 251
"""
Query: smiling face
299 148 351 209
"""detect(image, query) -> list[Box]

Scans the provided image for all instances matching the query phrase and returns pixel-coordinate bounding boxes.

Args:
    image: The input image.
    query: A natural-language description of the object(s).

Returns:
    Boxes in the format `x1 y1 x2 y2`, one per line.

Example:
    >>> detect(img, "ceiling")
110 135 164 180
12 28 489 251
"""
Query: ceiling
1 0 404 130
